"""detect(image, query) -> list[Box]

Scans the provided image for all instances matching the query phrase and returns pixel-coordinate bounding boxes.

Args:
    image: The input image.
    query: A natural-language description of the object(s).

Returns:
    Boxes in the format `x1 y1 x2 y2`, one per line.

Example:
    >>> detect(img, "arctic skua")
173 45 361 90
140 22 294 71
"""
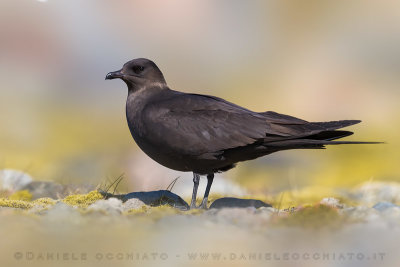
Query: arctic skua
106 58 379 209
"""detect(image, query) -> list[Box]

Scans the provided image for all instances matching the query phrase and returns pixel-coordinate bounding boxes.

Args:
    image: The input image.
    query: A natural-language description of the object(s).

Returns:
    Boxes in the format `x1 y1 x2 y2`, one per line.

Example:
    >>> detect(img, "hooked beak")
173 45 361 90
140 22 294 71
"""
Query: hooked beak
105 70 123 80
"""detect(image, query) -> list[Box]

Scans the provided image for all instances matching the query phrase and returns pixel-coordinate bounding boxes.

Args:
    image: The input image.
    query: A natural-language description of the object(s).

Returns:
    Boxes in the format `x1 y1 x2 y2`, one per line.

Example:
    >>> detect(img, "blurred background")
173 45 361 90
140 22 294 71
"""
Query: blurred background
0 0 398 198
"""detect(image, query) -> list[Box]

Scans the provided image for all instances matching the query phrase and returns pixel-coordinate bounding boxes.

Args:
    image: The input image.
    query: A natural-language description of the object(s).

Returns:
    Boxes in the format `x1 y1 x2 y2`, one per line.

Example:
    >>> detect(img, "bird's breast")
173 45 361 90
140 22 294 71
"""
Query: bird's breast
125 98 191 172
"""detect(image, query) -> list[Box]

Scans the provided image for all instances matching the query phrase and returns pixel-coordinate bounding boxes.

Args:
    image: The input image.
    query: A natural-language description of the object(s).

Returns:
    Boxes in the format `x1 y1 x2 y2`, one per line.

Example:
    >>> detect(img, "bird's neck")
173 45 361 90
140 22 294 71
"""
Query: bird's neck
128 83 168 102
126 83 167 116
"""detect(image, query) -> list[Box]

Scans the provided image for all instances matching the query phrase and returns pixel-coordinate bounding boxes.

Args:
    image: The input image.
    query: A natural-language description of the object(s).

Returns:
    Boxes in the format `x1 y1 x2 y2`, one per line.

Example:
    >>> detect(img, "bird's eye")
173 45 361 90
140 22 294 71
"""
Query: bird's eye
132 65 144 74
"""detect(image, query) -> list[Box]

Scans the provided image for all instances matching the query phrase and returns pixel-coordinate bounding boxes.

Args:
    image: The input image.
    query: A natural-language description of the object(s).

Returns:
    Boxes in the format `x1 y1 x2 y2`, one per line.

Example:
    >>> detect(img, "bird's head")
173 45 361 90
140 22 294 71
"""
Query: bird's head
105 58 166 89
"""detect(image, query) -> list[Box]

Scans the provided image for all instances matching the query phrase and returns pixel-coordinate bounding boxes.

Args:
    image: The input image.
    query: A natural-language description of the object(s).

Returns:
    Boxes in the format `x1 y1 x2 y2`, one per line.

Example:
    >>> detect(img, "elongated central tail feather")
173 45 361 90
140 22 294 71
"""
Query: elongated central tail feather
267 139 383 149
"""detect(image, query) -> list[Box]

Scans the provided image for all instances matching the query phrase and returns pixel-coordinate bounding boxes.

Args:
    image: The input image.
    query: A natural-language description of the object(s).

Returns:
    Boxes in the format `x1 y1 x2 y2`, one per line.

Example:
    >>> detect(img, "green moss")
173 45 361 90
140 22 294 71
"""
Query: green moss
62 190 104 208
9 190 32 201
0 198 34 209
276 204 343 228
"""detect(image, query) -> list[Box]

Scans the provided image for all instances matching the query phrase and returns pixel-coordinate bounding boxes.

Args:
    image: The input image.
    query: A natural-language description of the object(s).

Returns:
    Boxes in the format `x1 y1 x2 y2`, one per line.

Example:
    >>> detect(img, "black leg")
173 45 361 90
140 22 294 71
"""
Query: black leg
199 174 214 209
190 173 200 209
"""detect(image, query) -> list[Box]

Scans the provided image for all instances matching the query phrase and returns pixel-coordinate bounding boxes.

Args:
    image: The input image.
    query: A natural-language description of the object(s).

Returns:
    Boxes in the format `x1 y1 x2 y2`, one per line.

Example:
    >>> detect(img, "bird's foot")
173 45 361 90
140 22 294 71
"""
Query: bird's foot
189 198 208 210
198 198 209 210
189 199 198 209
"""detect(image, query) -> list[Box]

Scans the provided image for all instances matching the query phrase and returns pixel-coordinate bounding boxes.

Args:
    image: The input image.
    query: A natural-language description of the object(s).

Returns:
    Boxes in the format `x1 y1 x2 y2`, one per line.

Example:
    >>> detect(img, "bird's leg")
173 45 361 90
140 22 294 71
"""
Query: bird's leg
199 174 214 209
190 173 200 209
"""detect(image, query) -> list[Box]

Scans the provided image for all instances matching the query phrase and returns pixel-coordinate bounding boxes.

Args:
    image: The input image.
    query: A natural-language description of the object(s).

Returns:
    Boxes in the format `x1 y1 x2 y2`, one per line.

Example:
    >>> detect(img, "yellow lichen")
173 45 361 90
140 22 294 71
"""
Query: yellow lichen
269 186 342 208
124 205 184 219
184 208 205 215
146 205 181 220
124 205 150 215
276 204 343 228
0 198 34 209
9 190 33 201
62 190 104 208
33 197 56 206
0 195 57 210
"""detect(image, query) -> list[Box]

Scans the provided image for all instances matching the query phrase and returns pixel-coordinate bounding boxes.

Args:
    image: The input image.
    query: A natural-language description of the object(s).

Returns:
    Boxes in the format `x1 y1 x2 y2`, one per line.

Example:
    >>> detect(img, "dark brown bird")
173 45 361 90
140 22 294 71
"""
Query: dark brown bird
106 58 378 209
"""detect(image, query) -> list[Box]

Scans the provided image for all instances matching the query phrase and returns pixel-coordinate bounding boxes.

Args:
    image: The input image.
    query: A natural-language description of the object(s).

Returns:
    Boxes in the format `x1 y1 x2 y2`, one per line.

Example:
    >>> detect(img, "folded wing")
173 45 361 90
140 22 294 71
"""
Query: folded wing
142 91 362 157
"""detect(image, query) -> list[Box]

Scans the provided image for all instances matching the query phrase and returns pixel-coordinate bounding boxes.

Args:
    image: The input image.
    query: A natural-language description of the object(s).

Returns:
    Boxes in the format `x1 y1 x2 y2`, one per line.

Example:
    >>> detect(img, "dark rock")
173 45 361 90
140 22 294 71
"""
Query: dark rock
209 197 272 209
101 190 190 211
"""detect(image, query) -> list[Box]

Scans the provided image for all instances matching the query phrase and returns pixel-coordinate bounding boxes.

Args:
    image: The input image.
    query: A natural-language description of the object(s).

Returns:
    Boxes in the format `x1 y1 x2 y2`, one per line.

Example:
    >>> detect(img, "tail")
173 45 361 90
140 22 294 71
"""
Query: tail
310 120 361 130
267 119 382 148
259 112 382 150
266 139 383 150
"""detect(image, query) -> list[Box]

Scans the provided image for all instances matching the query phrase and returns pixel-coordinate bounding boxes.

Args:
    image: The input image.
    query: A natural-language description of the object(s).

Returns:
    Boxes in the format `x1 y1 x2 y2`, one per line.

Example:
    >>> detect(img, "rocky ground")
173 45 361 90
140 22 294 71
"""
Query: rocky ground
1 170 400 267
